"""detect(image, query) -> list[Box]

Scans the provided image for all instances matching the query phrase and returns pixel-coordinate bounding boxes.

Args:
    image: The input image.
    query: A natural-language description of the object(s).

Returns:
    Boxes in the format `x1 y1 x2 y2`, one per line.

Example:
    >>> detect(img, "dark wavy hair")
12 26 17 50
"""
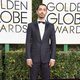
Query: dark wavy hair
36 4 47 10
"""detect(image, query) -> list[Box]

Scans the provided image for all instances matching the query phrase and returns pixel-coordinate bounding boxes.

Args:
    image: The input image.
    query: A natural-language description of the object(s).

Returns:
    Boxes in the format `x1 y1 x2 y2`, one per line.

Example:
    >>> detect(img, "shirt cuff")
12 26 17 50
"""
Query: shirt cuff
50 59 55 61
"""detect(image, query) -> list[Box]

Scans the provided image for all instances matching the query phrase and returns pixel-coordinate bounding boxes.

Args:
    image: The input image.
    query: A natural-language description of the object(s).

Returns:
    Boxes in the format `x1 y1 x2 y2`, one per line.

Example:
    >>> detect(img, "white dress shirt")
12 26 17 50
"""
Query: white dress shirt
37 18 46 40
38 22 45 40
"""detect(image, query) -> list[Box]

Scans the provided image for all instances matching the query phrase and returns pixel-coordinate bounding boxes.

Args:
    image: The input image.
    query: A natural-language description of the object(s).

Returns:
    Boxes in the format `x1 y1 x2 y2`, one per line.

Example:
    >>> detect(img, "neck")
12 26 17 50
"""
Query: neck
38 17 45 21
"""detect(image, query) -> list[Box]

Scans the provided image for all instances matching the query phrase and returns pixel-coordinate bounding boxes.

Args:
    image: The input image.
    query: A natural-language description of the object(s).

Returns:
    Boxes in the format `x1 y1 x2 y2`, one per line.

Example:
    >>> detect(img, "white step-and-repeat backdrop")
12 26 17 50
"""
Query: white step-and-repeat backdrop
0 0 80 44
43 0 80 44
0 0 32 44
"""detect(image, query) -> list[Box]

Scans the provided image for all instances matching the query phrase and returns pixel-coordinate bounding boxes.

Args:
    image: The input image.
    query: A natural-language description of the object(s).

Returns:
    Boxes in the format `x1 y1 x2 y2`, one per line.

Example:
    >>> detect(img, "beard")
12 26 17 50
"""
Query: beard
38 14 45 19
39 16 45 19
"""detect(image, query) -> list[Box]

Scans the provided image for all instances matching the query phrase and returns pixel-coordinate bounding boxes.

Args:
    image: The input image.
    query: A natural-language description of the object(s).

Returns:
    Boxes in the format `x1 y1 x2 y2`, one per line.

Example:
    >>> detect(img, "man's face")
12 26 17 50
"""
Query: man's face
36 5 47 19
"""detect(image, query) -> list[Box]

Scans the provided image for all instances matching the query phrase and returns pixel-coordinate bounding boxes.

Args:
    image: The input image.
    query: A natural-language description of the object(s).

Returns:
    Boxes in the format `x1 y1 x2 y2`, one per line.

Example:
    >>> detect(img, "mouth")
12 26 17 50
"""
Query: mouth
40 13 44 16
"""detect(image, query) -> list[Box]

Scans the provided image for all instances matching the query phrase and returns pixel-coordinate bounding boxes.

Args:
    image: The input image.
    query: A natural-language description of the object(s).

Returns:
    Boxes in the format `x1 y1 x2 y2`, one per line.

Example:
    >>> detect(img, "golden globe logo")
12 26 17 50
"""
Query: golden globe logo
46 2 80 34
0 0 28 33
47 2 80 24
43 0 80 44
0 0 32 44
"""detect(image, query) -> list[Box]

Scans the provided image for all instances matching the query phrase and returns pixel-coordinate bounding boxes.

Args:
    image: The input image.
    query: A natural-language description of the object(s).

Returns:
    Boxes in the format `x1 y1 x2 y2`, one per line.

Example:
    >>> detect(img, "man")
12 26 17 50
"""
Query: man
26 4 56 80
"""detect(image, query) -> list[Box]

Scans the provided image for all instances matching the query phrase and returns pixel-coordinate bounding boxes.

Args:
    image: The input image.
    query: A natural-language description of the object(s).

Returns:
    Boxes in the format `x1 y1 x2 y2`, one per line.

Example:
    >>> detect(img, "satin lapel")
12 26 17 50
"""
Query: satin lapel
33 21 41 41
42 22 49 40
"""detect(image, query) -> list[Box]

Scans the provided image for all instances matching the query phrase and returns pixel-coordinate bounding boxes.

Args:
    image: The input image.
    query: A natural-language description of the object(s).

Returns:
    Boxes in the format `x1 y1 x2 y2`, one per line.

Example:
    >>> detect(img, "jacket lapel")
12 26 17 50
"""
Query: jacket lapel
42 22 49 40
34 21 41 41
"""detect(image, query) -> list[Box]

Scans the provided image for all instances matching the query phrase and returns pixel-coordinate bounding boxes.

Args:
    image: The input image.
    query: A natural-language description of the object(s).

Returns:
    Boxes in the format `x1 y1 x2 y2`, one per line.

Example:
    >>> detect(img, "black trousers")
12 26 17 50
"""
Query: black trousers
30 62 50 80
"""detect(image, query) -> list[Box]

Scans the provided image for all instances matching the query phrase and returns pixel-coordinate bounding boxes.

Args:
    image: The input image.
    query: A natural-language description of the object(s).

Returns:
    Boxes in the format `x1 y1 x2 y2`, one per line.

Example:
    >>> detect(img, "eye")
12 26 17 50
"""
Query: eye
43 9 46 11
38 8 42 11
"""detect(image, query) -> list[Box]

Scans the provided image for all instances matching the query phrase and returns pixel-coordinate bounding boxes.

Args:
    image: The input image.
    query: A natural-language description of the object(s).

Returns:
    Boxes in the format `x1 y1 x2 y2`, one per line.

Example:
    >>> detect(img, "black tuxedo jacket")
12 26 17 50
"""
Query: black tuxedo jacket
26 21 56 63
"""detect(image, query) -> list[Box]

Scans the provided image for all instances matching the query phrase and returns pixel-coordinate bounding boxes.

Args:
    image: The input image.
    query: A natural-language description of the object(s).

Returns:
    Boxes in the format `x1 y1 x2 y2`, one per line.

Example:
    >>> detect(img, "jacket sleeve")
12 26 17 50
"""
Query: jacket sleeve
25 24 32 59
50 24 56 59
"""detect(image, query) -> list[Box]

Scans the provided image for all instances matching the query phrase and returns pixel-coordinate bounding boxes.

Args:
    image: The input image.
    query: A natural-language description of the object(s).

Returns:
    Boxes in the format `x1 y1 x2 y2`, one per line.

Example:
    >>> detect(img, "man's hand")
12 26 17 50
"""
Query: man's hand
49 59 55 67
26 59 33 67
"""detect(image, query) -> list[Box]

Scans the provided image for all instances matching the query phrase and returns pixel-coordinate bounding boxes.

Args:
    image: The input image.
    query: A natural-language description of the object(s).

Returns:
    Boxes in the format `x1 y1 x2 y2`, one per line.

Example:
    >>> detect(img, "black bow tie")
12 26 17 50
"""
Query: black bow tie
38 21 45 24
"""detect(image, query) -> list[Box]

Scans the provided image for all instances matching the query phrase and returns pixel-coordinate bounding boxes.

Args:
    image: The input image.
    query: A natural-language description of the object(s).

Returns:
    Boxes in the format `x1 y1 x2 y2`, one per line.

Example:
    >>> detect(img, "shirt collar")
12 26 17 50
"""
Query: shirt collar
37 18 46 22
